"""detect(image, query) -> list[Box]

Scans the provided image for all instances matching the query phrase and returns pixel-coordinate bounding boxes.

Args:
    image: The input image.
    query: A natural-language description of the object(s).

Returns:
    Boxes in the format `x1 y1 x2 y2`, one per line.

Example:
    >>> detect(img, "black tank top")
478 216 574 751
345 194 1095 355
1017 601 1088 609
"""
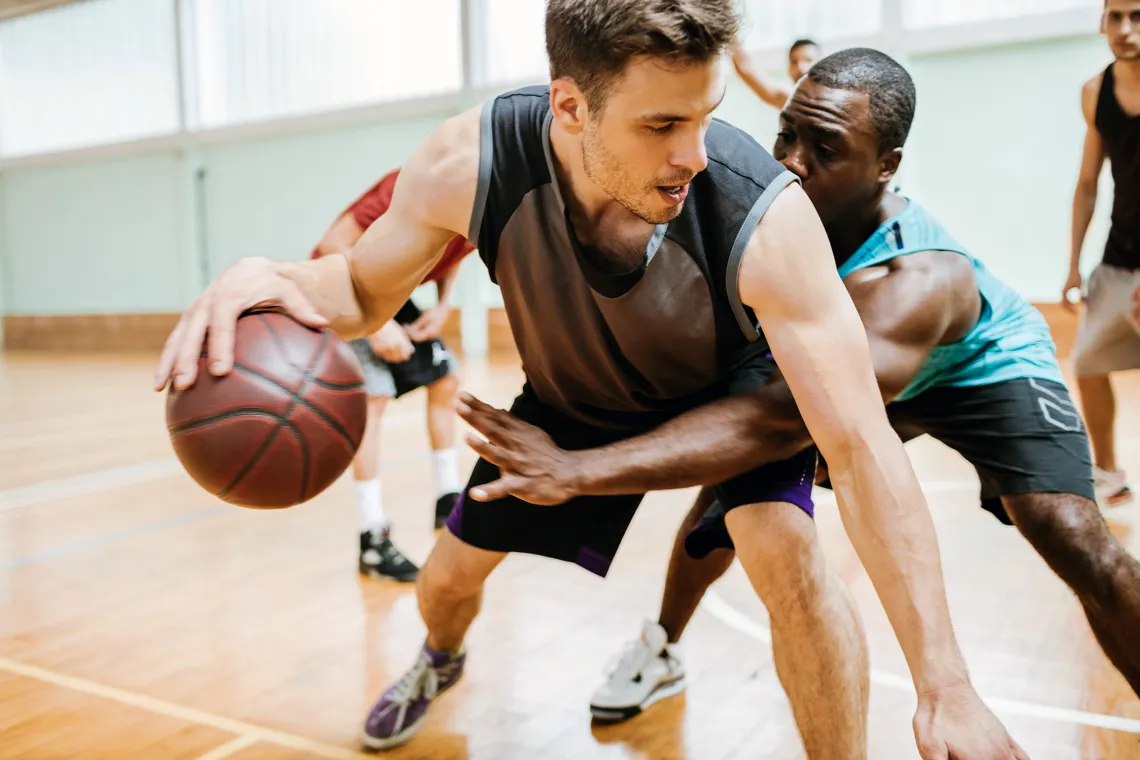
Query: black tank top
1096 64 1140 270
467 86 797 430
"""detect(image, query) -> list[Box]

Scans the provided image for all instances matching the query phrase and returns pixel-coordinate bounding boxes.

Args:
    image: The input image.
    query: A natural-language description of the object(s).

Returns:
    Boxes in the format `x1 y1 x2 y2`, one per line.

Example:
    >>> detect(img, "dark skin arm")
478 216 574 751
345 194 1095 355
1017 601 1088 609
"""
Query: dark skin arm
458 249 979 504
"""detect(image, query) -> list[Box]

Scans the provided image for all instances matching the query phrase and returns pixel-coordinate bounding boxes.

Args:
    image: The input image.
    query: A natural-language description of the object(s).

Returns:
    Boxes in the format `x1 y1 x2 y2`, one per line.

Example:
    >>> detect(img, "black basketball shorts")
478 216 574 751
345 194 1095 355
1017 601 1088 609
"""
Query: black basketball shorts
350 300 455 400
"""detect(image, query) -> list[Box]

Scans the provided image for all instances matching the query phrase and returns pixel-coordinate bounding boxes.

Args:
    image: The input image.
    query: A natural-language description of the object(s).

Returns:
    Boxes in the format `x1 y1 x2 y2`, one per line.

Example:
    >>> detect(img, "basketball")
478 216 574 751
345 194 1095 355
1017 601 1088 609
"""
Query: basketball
165 311 367 509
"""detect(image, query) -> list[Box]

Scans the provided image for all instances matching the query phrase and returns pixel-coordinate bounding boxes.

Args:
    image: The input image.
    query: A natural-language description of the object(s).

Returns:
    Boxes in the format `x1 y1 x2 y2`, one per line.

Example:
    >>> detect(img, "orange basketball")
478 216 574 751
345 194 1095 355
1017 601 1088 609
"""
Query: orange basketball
166 312 367 508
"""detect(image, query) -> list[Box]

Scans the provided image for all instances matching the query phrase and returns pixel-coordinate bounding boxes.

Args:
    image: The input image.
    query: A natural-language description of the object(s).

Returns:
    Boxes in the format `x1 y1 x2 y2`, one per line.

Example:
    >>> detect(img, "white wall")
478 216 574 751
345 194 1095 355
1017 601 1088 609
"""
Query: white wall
903 34 1115 300
0 29 1122 318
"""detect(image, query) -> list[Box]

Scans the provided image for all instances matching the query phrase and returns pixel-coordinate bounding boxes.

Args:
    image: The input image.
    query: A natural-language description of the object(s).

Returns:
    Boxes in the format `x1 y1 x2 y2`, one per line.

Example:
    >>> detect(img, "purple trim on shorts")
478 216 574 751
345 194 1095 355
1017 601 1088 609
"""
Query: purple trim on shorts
445 491 466 537
575 547 612 578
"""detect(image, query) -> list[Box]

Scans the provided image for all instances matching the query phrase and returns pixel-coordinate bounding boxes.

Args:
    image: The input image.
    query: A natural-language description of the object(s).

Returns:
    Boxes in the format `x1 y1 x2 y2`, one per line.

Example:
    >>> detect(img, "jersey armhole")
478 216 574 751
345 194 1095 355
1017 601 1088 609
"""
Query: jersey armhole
724 170 800 341
467 97 496 247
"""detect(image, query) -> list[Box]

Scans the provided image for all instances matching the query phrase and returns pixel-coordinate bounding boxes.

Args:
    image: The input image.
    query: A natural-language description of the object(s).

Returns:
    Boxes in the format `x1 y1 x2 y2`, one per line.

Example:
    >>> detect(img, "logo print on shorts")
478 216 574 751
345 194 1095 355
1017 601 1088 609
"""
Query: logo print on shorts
1029 378 1083 432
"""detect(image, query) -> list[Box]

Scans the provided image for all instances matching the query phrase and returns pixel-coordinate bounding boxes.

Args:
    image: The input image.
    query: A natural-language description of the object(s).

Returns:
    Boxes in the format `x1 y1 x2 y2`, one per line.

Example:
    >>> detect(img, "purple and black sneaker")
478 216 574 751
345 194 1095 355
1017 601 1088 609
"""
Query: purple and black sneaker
362 643 466 750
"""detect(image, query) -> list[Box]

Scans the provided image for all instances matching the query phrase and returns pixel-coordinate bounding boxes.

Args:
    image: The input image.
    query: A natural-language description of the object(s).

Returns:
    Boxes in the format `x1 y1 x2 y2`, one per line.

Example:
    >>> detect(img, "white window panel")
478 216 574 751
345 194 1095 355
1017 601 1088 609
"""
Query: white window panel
0 0 180 159
904 0 1101 29
191 0 462 130
472 0 548 89
737 0 882 51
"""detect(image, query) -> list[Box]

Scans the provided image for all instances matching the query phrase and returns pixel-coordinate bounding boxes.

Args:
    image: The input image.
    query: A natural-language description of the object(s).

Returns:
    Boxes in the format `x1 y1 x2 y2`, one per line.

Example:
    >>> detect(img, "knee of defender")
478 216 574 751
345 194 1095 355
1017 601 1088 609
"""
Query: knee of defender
417 544 492 602
735 525 830 611
1012 495 1132 598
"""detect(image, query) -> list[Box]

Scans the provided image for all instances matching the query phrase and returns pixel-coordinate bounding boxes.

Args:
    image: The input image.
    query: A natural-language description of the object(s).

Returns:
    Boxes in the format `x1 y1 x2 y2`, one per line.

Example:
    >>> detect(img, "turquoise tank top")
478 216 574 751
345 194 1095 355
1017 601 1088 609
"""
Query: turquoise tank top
838 201 1065 402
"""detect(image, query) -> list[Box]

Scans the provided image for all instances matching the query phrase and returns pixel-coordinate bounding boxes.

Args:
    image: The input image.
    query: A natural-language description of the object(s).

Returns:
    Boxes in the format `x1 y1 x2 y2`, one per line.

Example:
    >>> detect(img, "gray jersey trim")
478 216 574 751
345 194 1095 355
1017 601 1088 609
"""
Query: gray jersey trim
467 97 497 243
725 169 800 341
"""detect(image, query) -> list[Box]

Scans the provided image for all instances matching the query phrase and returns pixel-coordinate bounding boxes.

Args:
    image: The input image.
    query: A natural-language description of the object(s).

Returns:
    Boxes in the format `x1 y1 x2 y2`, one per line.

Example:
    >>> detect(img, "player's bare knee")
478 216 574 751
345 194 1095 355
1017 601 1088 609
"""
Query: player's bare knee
727 502 826 613
420 530 502 601
428 372 461 406
1006 493 1129 602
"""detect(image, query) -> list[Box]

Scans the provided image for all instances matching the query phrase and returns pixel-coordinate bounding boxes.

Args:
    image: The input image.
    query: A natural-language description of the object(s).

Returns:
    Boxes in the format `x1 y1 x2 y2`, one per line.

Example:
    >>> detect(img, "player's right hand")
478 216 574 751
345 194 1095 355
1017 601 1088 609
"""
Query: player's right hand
154 257 328 392
369 320 415 363
1061 269 1083 312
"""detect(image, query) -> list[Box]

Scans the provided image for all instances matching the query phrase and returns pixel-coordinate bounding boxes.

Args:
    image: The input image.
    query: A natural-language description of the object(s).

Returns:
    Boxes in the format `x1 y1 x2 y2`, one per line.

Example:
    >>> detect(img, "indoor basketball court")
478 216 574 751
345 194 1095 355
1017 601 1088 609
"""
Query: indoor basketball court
2 1 1140 759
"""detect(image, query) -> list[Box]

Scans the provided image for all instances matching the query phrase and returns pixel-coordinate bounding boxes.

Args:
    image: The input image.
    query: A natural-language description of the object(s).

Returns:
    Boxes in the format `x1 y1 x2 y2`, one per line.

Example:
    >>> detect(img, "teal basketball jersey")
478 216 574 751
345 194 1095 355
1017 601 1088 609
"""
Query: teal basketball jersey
838 201 1065 402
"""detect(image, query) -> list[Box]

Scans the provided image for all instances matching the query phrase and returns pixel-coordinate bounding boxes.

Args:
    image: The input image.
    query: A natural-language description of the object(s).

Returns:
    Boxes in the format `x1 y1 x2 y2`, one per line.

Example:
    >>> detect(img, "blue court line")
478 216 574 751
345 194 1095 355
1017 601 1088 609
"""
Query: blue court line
0 505 232 571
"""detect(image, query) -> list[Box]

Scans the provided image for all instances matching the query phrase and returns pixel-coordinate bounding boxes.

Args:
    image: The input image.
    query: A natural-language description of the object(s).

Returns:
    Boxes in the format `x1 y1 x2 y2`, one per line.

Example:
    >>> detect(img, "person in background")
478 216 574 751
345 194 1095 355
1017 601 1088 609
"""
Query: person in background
312 169 475 582
1065 0 1140 508
730 37 821 110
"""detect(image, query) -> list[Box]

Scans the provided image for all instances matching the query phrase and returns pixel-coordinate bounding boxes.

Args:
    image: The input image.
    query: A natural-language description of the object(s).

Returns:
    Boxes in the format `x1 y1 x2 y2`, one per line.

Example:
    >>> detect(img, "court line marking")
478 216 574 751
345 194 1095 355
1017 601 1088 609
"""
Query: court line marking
193 734 259 760
700 589 1140 734
0 657 374 760
0 506 231 571
0 452 436 514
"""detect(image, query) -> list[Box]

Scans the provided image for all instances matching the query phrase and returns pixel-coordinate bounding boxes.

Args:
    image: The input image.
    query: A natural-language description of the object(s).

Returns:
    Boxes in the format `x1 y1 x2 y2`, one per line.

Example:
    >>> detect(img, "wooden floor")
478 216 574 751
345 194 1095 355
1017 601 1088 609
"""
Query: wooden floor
1 349 1139 760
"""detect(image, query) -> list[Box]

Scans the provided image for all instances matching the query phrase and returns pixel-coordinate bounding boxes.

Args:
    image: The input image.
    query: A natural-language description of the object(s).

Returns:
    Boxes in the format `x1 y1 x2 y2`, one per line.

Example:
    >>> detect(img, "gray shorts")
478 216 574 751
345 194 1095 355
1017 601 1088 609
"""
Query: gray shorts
1072 263 1140 376
349 336 455 399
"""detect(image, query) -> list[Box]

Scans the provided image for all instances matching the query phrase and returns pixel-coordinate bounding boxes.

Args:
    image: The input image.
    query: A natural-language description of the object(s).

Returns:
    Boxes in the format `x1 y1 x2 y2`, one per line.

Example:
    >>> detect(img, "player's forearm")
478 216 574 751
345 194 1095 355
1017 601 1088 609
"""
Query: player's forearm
827 422 970 693
1070 183 1098 272
573 392 811 496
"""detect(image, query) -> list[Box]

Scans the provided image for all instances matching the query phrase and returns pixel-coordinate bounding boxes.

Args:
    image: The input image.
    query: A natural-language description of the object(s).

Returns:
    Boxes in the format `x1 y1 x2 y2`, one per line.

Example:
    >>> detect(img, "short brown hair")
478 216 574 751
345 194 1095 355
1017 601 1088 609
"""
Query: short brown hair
545 0 739 109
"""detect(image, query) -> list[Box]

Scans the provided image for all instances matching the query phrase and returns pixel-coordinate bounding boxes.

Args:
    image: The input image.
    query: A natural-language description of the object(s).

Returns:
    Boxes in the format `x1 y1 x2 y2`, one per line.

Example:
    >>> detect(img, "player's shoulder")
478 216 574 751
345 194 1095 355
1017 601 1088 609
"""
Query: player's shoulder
1081 70 1105 118
393 104 484 235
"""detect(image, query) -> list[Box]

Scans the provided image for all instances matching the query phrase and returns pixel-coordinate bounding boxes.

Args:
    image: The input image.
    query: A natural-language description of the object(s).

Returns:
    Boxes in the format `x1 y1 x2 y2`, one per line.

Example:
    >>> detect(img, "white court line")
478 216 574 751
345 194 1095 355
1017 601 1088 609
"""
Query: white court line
0 459 182 513
699 590 1140 734
193 734 259 760
0 657 373 759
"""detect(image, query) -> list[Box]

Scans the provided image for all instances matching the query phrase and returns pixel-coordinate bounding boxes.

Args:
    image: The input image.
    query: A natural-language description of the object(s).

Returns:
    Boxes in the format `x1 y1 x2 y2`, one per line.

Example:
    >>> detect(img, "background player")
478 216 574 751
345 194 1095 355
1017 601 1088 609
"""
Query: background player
730 38 820 110
1065 0 1140 507
311 170 474 581
455 47 1140 717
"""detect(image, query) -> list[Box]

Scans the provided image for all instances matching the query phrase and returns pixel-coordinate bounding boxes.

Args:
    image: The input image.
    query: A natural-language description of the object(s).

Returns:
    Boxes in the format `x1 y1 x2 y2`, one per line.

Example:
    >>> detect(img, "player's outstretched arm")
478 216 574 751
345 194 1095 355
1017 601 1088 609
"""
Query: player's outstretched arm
154 105 481 392
739 184 1026 760
457 255 956 503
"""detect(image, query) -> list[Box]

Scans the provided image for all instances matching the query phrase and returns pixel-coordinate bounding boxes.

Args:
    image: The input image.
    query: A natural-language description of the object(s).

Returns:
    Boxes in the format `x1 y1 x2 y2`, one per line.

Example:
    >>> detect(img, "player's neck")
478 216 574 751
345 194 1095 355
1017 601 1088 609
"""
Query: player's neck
826 192 896 265
1115 57 1140 86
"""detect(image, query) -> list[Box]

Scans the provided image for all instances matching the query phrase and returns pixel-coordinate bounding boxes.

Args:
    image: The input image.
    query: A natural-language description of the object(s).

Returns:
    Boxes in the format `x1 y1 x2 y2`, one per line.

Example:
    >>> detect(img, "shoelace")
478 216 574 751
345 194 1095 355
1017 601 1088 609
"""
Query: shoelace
602 639 652 682
388 655 440 704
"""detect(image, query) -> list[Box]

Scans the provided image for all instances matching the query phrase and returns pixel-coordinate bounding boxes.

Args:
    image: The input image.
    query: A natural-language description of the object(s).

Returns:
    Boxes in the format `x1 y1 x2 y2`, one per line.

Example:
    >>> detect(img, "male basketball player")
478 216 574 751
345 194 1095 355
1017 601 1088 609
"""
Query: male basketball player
731 38 820 109
311 170 474 582
1065 0 1140 507
456 48 1140 717
154 2 1024 757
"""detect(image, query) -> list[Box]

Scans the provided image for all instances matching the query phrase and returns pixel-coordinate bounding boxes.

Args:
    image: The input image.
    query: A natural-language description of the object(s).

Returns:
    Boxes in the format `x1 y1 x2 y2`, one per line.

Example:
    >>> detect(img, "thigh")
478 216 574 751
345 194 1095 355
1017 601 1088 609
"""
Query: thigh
1073 264 1140 376
890 379 1095 524
350 338 397 399
445 390 644 579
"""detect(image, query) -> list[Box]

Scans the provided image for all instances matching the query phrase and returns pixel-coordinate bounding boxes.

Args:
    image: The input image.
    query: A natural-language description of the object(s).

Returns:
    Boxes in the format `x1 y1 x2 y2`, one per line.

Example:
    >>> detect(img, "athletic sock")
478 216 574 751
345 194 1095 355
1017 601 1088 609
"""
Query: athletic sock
432 448 462 498
356 477 389 536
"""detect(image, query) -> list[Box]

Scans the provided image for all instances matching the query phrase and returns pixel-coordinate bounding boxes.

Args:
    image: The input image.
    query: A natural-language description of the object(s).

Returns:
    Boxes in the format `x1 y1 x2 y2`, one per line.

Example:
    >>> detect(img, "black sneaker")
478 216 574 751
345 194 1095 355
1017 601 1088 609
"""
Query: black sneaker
359 532 419 582
435 493 459 530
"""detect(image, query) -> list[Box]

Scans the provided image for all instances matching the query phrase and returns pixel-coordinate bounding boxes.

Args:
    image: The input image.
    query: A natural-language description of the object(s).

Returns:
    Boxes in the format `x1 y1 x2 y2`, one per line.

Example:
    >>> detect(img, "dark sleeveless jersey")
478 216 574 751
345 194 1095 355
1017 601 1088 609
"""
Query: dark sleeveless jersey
1096 64 1140 270
467 86 799 430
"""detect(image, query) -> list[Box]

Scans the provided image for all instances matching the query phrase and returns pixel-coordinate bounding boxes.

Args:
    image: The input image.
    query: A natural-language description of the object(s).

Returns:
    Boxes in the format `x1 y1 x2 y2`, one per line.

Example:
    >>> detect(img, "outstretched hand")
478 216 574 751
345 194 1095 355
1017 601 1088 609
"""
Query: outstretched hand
456 393 582 505
914 684 1030 760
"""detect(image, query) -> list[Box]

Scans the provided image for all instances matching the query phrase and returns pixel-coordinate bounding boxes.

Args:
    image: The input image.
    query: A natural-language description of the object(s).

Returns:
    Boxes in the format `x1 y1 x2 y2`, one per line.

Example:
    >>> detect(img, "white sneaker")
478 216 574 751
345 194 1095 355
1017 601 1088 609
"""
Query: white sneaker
1094 466 1133 509
589 621 685 722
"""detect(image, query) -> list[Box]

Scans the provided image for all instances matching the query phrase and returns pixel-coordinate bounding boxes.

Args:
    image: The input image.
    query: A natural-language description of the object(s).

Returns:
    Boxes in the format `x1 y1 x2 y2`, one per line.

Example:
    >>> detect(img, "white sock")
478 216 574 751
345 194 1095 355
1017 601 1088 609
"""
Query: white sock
355 478 388 535
432 448 462 498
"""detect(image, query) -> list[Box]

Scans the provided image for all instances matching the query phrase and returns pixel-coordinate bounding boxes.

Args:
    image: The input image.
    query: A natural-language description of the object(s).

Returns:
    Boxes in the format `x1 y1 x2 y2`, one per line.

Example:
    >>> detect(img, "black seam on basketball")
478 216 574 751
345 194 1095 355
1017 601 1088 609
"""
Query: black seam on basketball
292 423 310 502
259 313 308 374
218 417 298 499
228 364 357 448
307 376 364 391
168 408 287 434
